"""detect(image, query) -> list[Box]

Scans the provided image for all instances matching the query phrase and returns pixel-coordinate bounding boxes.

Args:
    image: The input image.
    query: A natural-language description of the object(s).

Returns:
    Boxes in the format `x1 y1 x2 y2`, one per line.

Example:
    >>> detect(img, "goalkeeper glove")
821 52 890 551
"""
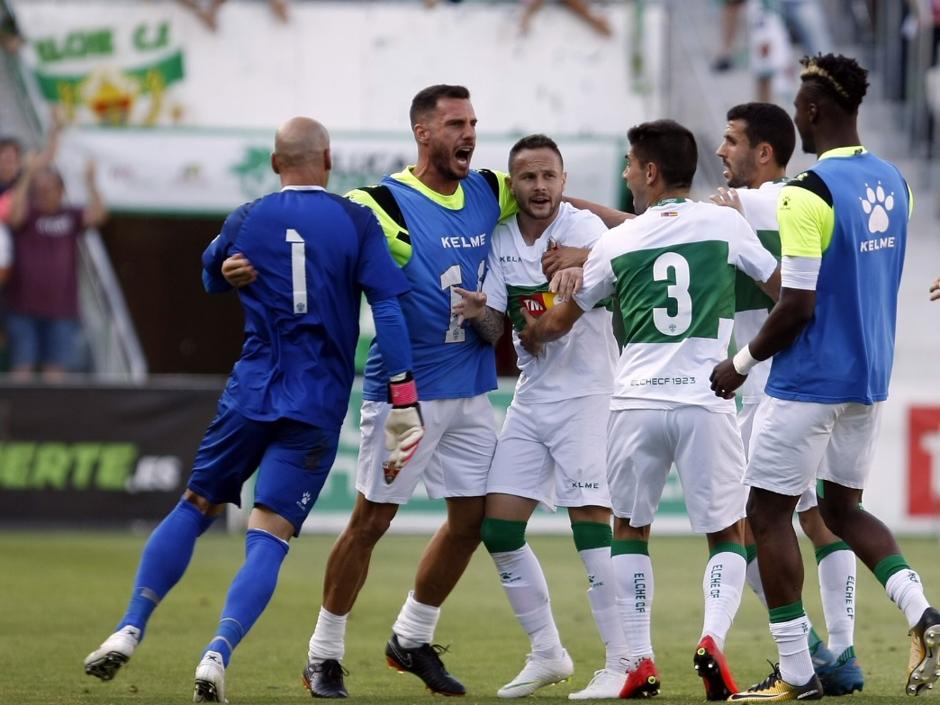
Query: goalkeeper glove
383 372 424 484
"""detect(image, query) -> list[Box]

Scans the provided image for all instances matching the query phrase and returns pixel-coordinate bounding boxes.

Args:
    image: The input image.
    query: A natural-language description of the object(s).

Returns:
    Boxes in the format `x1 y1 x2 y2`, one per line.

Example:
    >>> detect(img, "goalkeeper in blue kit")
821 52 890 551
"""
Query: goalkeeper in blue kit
83 117 423 703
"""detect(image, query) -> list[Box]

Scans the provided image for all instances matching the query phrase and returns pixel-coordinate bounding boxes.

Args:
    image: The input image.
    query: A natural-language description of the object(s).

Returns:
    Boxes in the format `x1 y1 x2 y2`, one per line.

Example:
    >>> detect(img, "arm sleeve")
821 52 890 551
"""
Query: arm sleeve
781 255 821 290
201 203 250 294
573 234 616 312
729 210 778 282
777 177 833 257
356 212 411 305
371 297 413 377
481 244 508 313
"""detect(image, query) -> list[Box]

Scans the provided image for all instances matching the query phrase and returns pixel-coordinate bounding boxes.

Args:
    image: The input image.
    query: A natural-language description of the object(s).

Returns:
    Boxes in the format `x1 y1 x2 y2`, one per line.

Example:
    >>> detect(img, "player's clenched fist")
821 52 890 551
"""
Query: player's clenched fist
382 372 425 484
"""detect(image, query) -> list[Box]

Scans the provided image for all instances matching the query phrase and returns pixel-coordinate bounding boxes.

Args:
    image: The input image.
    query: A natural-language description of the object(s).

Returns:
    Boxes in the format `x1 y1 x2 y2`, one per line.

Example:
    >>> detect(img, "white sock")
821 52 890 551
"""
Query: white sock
817 549 857 655
886 569 932 628
701 551 746 650
579 546 630 671
612 552 654 668
308 606 348 662
491 544 563 659
392 591 440 649
770 615 815 686
746 555 768 608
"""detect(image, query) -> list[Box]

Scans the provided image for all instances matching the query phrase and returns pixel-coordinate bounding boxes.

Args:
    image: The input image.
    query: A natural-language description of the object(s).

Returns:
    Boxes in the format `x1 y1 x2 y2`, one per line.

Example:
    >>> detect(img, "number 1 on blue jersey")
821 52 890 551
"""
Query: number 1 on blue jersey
286 228 307 314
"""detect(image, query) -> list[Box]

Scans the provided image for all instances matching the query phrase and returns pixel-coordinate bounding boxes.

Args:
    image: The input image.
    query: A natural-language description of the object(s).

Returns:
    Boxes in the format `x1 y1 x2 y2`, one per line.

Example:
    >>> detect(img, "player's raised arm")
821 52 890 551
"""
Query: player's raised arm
563 195 632 228
201 205 250 293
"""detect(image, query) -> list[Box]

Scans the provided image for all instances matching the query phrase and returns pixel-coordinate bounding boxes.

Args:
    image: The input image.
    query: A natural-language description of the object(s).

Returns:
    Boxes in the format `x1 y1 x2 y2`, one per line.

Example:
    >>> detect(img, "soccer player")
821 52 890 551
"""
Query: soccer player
297 85 516 698
83 117 422 703
712 101 863 695
519 120 780 701
453 134 627 699
711 54 940 700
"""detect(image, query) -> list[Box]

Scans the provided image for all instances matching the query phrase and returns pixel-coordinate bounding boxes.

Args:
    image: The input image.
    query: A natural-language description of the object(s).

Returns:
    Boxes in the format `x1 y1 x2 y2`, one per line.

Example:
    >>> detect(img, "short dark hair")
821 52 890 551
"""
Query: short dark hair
626 119 697 188
726 102 795 168
409 84 471 127
0 136 22 154
508 133 563 171
799 53 869 114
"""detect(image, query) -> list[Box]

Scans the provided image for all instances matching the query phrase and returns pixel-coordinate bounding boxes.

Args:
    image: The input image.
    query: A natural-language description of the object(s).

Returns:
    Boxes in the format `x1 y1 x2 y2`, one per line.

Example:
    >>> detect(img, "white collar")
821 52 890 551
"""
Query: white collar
280 185 326 192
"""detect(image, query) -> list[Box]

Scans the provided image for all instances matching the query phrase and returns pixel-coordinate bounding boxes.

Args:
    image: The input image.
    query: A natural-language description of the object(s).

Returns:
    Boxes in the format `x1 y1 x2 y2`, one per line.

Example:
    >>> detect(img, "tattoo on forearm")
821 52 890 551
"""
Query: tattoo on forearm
470 307 504 346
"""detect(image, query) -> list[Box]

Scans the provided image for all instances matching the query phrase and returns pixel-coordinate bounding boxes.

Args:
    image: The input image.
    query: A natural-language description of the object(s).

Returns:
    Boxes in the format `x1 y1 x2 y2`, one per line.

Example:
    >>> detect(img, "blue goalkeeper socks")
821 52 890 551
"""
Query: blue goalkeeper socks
119 499 216 637
205 528 289 666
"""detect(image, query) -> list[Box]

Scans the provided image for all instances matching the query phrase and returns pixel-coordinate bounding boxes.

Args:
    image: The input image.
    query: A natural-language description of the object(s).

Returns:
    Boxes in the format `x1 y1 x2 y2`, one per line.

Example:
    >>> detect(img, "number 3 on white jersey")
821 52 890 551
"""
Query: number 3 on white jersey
286 228 307 314
652 252 691 336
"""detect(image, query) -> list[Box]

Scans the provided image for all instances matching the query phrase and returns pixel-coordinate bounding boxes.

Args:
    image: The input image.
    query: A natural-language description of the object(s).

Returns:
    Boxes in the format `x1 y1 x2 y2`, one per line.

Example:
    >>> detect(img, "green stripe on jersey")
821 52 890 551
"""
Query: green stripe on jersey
735 228 780 313
612 240 734 345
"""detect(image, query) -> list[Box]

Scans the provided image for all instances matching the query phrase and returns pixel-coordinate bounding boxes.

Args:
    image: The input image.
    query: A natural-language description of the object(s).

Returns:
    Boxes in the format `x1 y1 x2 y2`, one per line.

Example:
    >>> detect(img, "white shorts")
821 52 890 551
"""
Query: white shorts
356 395 498 504
739 400 816 511
486 394 611 511
607 406 748 534
744 397 882 498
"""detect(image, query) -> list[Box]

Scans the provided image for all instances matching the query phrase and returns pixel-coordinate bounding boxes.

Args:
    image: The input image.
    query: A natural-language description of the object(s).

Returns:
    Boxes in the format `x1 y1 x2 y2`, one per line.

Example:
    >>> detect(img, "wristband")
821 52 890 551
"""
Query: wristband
388 372 418 407
732 344 759 375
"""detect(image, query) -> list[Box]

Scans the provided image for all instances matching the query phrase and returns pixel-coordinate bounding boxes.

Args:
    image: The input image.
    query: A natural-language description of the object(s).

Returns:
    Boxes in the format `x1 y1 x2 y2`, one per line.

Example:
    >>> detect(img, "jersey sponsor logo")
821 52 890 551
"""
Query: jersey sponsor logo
440 232 487 249
498 255 523 263
859 236 896 253
660 211 679 218
860 181 894 234
519 292 557 317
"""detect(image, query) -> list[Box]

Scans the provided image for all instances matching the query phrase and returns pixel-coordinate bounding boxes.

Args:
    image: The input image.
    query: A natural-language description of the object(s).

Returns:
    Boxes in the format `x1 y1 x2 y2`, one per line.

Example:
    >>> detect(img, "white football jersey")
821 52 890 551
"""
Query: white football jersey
575 198 777 412
733 180 785 404
483 202 617 403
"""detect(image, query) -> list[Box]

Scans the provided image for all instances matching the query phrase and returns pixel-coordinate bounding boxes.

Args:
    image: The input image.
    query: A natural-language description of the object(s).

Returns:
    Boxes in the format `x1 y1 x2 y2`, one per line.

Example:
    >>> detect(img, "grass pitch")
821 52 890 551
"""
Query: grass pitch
3 530 938 704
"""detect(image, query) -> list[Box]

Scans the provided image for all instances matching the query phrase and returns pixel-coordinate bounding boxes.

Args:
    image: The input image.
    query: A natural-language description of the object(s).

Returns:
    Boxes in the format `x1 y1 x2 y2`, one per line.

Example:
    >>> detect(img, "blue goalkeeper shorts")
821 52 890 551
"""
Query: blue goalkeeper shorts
187 397 339 535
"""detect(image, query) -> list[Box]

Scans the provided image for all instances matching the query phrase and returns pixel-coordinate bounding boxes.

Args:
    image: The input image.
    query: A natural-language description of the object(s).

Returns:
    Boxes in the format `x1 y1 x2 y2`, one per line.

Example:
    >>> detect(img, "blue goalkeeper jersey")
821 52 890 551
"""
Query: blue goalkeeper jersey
352 168 516 401
202 186 410 430
767 148 908 404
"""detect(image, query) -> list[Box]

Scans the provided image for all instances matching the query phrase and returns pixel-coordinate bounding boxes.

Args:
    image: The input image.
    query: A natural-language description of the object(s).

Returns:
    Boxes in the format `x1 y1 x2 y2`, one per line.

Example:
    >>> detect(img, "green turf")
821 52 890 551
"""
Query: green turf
2 531 937 704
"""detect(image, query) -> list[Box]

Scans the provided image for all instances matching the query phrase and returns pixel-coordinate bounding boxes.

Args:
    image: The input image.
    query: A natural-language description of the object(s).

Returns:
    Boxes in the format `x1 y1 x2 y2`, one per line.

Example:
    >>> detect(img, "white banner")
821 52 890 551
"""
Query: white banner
57 128 626 213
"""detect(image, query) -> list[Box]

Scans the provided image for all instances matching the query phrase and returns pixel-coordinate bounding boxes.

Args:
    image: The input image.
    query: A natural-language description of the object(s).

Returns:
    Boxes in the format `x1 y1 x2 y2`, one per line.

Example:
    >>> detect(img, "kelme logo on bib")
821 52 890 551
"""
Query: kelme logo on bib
860 181 894 234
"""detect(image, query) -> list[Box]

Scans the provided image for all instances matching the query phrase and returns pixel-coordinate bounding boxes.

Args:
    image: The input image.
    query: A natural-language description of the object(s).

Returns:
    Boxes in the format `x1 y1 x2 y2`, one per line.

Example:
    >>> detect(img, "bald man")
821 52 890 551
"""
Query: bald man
83 117 422 703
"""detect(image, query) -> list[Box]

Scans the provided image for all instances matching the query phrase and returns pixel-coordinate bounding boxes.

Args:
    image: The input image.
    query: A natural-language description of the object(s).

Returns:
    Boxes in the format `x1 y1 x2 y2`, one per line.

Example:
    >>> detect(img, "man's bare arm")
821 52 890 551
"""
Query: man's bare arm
563 195 632 228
